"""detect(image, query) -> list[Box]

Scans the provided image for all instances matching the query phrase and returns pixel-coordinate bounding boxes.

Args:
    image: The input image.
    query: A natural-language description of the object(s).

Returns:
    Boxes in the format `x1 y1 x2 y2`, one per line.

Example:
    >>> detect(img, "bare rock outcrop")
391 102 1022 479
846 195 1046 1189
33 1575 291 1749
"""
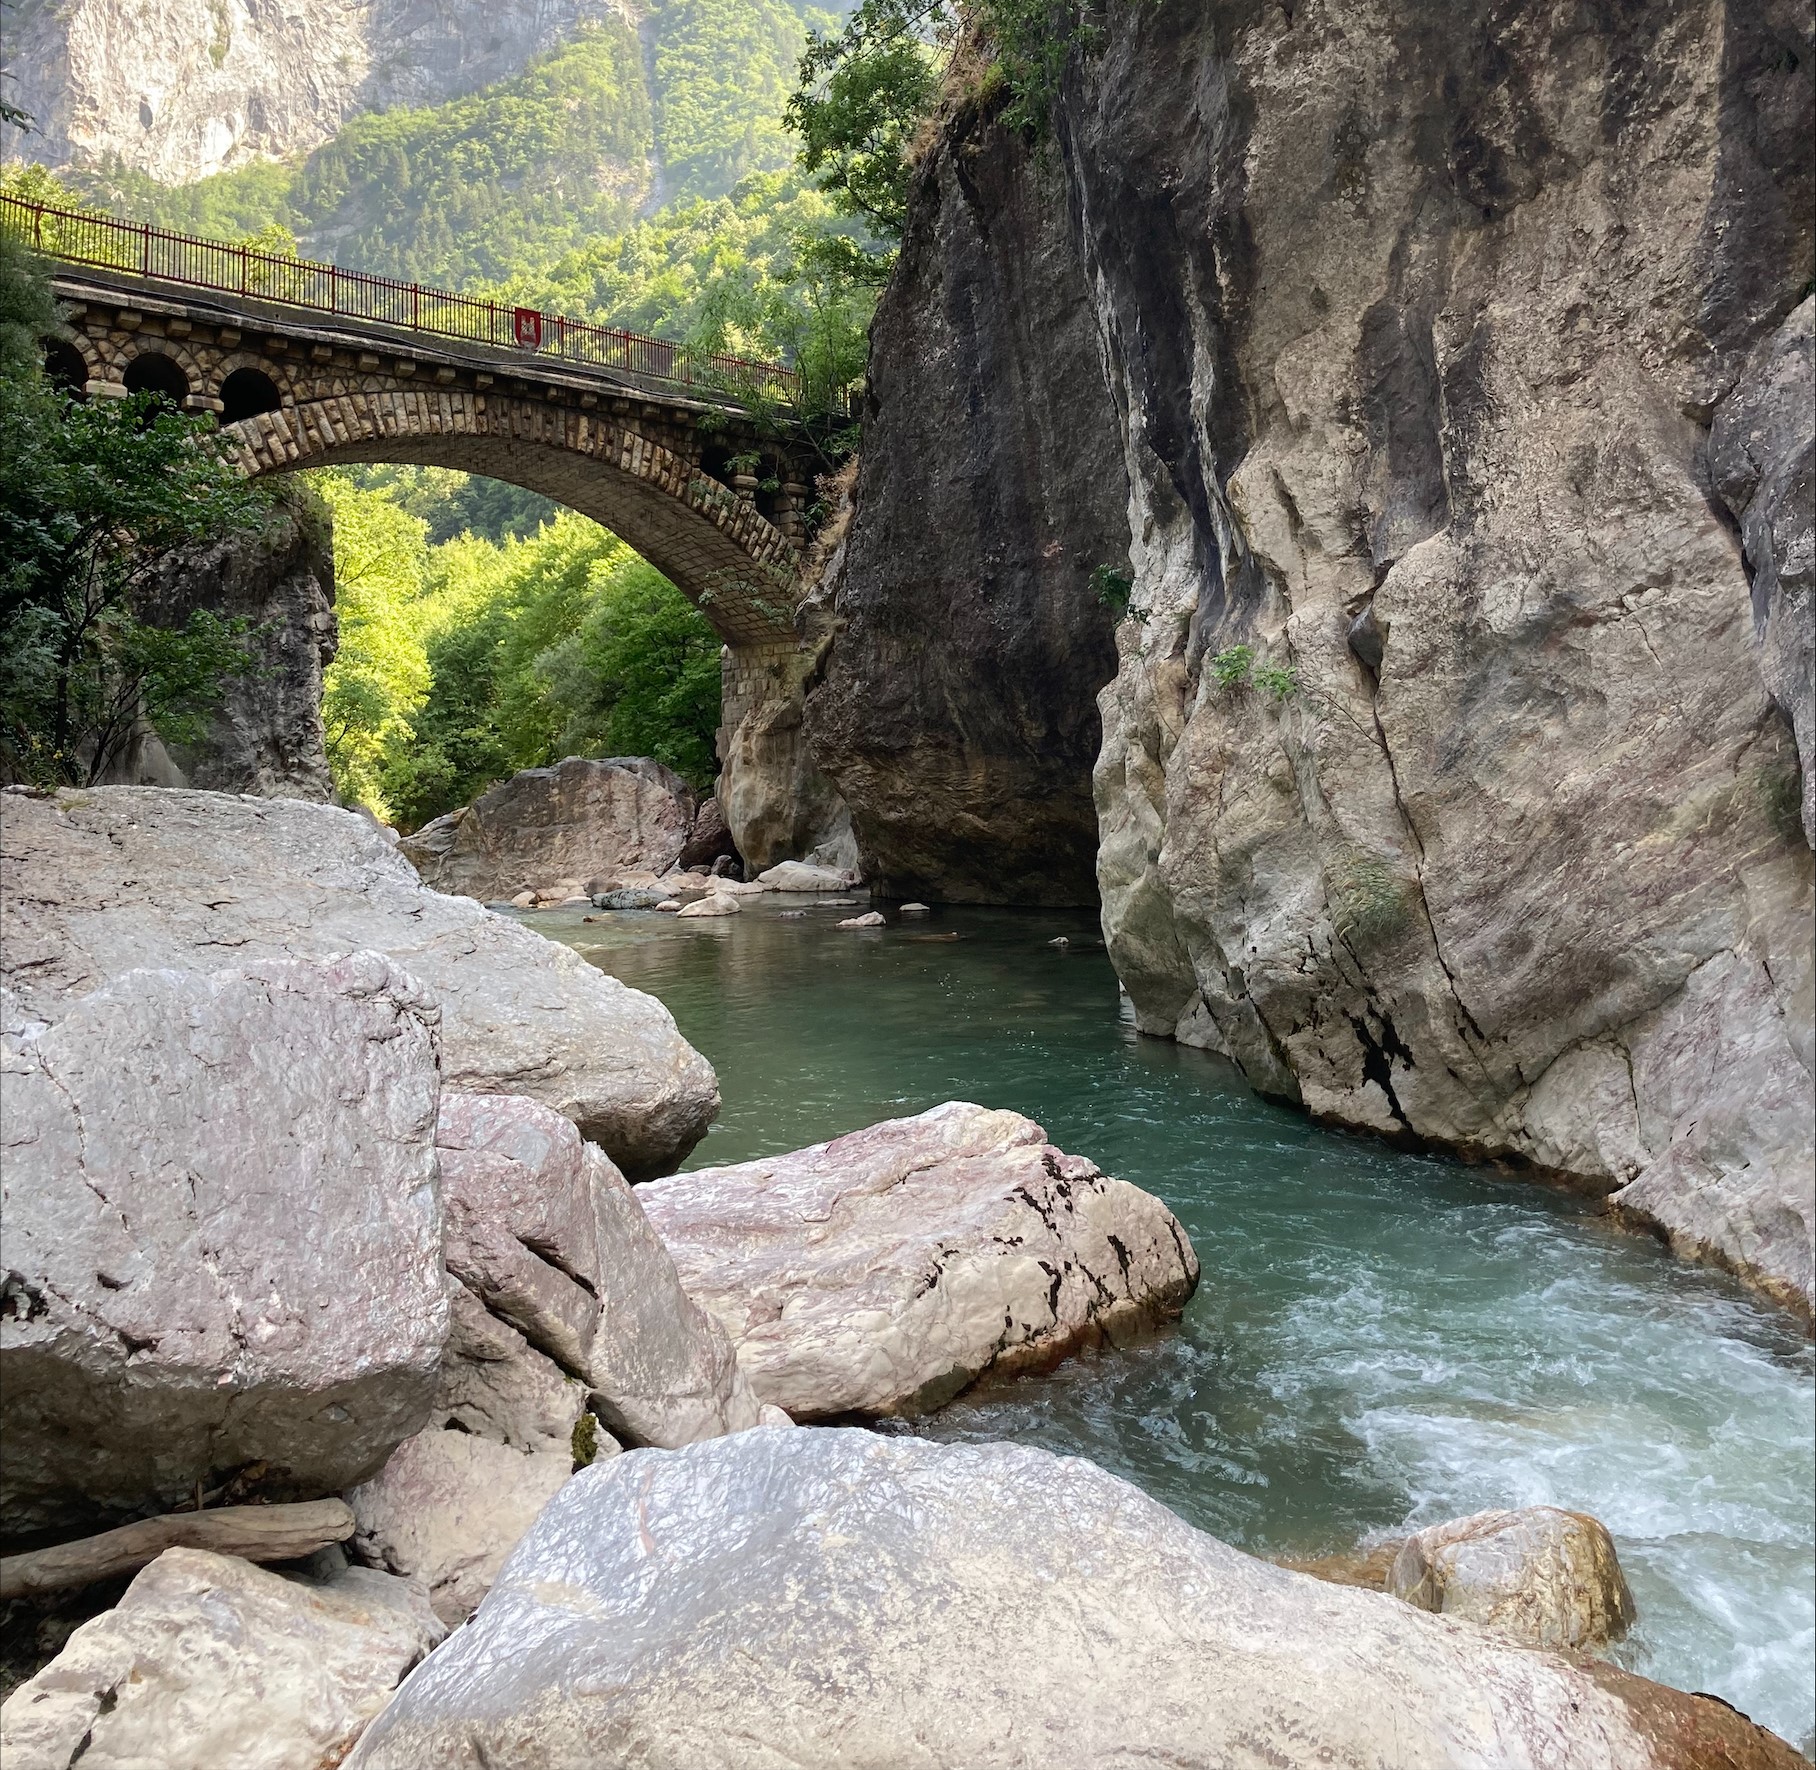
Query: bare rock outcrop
345 1429 1804 1770
799 101 1128 907
399 757 695 904
0 787 718 1176
436 1091 764 1445
434 1283 589 1458
122 479 338 803
1710 298 1815 848
3 0 631 182
1053 0 1815 1313
0 1548 443 1770
639 1102 1198 1419
0 954 446 1534
1389 1507 1637 1652
346 1430 579 1627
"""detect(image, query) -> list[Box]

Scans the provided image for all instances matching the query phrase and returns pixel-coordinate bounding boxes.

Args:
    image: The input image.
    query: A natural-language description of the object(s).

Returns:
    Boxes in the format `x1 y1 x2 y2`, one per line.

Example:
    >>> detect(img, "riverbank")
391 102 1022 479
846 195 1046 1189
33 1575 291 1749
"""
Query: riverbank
532 894 1816 1752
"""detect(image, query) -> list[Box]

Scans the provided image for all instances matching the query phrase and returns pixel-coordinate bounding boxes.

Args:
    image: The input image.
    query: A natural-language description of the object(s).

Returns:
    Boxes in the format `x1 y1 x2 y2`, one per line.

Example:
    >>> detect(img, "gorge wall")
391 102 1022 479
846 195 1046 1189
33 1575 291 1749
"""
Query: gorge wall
1 0 625 182
799 106 1129 906
822 0 1814 1312
121 479 338 800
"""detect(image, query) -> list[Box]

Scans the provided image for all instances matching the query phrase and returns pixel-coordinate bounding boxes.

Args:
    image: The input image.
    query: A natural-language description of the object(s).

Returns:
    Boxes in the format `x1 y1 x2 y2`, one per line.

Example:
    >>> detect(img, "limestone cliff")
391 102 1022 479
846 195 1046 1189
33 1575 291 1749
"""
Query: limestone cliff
2 0 626 182
1058 0 1813 1314
827 0 1813 1312
128 478 338 799
802 104 1129 906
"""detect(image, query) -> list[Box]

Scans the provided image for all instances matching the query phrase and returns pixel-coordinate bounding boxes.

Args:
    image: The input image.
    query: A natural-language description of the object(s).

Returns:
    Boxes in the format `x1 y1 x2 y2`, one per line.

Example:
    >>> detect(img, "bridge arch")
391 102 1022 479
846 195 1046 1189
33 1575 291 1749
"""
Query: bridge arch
230 387 800 645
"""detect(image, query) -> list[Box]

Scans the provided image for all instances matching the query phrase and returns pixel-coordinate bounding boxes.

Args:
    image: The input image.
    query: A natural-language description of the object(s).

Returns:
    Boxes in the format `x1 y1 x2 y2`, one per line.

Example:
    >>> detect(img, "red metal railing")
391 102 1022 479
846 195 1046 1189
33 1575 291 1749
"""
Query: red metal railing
0 194 799 406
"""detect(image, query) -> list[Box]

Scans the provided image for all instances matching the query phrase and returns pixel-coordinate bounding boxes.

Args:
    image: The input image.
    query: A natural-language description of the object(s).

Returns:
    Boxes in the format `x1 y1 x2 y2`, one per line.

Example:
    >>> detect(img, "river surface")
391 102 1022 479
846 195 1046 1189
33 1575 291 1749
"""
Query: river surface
529 894 1814 1751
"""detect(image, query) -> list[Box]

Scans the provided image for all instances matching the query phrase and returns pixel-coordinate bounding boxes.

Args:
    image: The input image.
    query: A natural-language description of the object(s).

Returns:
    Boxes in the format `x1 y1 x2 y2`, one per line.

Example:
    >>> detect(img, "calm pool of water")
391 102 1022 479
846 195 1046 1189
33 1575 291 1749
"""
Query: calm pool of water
529 895 1814 1750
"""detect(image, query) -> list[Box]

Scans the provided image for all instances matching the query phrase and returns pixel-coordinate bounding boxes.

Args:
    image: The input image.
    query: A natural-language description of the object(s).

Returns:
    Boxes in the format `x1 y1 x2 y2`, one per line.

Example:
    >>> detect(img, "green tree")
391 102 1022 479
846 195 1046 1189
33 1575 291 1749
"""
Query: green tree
0 236 271 786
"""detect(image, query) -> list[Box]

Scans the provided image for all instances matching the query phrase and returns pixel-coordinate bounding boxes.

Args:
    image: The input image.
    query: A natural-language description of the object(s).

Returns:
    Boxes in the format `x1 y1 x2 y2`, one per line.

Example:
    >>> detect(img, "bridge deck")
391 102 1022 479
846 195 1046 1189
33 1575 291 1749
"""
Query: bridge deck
3 194 796 413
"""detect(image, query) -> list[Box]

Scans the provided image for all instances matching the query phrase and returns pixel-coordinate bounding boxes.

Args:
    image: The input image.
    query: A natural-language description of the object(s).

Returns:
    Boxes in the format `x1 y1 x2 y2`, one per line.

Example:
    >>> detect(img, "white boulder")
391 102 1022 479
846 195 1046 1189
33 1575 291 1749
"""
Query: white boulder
345 1430 1793 1770
437 1092 764 1445
756 860 861 891
1389 1506 1638 1651
347 1429 582 1626
0 1547 443 1770
639 1102 1198 1419
0 788 718 1176
0 955 446 1532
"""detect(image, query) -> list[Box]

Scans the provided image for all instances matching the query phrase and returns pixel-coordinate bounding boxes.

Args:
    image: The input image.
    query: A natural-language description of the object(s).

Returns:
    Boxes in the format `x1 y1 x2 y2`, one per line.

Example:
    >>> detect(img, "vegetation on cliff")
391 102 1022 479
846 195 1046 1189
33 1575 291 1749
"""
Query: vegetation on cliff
0 238 270 787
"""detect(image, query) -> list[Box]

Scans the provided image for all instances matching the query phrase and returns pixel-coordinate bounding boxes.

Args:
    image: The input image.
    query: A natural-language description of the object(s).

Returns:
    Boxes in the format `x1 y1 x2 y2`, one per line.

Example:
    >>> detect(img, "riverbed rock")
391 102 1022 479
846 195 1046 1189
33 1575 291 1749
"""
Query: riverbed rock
399 757 695 902
675 892 740 918
436 1091 763 1445
836 910 886 929
0 788 718 1177
638 1102 1198 1419
1389 1507 1637 1652
591 886 669 910
0 1548 443 1770
0 953 446 1534
756 860 859 892
345 1429 1801 1770
1043 0 1816 1314
434 1284 589 1457
346 1429 579 1626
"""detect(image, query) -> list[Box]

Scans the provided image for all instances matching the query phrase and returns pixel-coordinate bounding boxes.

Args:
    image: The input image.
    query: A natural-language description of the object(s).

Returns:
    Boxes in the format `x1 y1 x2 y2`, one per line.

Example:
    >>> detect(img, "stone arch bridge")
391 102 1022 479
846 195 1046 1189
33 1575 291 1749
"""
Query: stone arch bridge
47 264 823 649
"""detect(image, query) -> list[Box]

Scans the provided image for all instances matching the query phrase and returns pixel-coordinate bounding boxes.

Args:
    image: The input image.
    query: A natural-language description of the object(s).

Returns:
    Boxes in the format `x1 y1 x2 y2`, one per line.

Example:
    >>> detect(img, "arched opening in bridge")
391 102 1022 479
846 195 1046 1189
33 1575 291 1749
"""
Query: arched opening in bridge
219 367 282 425
122 351 190 410
42 340 89 399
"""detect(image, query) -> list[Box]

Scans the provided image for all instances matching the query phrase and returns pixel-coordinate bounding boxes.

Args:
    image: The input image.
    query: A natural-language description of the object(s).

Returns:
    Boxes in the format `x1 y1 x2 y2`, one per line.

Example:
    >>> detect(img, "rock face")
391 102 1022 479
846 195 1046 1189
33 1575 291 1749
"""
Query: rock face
1710 299 1815 848
0 1548 444 1770
0 788 718 1176
1025 0 1816 1313
434 1283 589 1458
399 757 695 904
1389 1507 1637 1652
436 1091 763 1445
0 954 446 1533
105 481 338 802
2 0 629 181
639 1103 1198 1419
346 1429 1803 1770
347 1429 578 1626
800 104 1129 907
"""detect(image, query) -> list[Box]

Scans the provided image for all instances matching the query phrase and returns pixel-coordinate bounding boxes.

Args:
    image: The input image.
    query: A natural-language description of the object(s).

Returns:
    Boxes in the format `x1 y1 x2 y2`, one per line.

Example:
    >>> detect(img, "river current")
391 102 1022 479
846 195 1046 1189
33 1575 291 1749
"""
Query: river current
529 895 1814 1751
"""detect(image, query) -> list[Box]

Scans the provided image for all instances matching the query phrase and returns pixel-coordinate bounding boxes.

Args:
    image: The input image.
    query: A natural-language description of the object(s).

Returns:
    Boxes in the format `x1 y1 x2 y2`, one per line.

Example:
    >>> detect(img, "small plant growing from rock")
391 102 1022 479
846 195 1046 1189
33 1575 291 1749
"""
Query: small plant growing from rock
1091 563 1148 622
1325 850 1412 945
571 1410 600 1469
1210 643 1381 748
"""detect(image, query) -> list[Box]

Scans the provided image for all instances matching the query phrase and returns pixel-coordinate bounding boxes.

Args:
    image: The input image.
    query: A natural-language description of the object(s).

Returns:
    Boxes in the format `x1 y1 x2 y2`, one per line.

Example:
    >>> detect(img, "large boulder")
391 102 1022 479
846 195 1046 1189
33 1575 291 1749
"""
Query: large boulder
639 1103 1198 1419
0 787 718 1177
0 1548 443 1770
398 757 695 902
436 1091 764 1445
0 954 446 1533
346 1430 1802 1770
346 1429 580 1626
1389 1507 1638 1652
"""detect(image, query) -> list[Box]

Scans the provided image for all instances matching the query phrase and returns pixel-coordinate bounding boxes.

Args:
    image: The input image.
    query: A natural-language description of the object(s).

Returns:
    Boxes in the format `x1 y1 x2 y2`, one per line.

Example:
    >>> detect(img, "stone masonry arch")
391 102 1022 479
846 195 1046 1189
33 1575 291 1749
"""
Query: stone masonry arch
52 272 819 648
239 390 798 644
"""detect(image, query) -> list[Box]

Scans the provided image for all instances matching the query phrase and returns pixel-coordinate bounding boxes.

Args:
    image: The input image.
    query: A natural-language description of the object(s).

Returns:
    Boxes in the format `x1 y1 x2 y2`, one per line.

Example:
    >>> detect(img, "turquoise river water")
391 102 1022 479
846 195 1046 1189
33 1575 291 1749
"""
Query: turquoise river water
527 895 1814 1751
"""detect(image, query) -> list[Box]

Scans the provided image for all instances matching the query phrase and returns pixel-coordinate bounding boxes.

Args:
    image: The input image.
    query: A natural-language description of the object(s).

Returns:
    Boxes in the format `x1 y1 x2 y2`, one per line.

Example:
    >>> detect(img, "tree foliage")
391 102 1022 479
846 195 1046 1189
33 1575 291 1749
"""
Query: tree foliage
311 484 723 826
0 237 271 786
